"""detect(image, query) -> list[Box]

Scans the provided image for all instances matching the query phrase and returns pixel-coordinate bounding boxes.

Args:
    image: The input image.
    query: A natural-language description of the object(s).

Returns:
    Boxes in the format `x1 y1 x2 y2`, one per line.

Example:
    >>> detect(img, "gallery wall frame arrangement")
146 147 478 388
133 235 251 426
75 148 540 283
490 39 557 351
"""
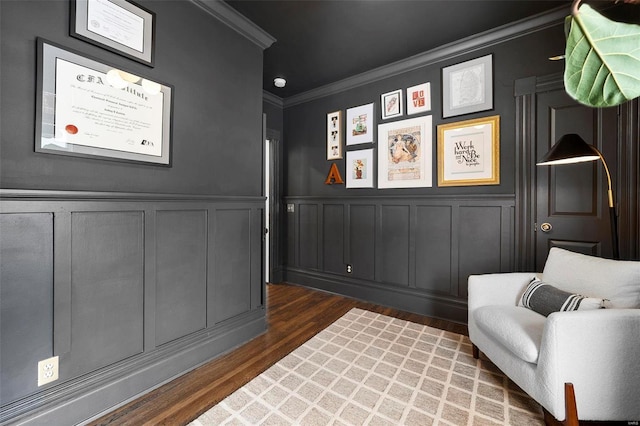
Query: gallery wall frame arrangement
326 110 343 160
437 115 500 187
406 82 431 115
35 38 173 166
346 149 375 188
381 89 403 120
377 115 432 189
71 0 156 66
441 54 493 118
346 103 375 146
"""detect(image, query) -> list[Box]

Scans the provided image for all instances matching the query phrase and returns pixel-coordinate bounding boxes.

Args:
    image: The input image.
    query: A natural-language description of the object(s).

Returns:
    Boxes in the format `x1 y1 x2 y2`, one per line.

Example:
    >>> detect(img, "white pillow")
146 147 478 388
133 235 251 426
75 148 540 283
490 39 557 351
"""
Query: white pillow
542 248 640 309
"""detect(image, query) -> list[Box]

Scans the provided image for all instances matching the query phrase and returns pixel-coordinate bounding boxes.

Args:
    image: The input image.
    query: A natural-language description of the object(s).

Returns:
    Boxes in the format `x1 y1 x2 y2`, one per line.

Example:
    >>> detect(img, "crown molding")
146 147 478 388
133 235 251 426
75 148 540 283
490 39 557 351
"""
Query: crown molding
190 0 275 50
283 5 568 107
263 90 284 108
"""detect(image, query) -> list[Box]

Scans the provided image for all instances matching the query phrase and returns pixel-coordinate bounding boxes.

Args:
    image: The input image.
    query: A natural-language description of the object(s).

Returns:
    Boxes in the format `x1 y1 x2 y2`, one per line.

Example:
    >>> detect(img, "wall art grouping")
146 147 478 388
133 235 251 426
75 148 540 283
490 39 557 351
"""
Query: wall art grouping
35 1 167 166
325 53 497 189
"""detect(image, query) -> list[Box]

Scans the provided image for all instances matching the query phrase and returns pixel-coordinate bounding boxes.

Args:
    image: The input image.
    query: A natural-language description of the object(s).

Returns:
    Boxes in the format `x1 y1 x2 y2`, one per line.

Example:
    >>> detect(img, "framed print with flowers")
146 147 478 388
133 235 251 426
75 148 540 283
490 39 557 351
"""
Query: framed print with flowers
346 103 374 145
326 110 343 160
381 89 403 120
346 148 375 188
437 115 500 186
377 115 432 189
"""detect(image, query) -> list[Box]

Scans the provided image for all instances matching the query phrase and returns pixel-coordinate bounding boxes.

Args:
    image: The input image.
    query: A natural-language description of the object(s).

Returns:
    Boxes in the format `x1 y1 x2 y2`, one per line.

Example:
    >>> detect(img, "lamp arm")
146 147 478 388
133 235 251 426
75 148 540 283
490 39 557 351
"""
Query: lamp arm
592 146 619 259
592 147 614 208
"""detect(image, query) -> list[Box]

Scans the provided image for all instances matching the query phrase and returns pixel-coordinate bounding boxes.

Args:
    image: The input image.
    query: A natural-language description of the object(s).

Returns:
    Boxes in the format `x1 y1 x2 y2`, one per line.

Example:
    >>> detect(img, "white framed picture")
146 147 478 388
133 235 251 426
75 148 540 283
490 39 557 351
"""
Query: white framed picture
326 110 343 160
442 54 493 118
406 82 431 115
378 115 432 189
346 149 375 188
346 103 374 145
381 89 403 120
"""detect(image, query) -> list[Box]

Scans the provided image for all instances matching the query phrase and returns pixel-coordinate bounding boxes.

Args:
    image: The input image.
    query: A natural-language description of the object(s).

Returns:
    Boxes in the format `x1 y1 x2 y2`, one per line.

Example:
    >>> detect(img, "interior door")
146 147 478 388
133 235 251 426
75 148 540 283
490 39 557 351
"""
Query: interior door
534 89 617 270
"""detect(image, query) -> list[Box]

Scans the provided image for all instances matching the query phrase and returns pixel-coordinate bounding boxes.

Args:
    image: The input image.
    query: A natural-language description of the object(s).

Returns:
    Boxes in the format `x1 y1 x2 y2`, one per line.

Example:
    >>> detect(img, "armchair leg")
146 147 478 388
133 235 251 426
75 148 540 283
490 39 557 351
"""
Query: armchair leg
472 343 479 359
542 383 579 426
564 383 579 426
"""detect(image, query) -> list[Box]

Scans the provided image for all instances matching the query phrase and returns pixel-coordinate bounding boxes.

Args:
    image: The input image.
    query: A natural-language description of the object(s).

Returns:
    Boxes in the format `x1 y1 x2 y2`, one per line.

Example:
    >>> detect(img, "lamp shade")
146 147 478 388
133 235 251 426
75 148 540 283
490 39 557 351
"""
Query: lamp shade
536 134 600 165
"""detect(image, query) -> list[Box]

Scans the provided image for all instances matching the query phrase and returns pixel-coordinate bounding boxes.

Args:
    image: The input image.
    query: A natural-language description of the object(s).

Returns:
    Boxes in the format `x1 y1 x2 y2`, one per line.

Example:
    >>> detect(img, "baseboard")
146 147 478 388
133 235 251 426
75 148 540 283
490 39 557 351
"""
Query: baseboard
2 310 266 426
284 269 468 324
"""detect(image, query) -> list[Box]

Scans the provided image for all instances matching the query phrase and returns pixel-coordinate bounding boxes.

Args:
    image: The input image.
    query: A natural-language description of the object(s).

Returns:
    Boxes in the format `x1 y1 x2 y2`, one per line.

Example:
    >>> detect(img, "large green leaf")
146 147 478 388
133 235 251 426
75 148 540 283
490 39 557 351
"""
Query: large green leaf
564 4 640 107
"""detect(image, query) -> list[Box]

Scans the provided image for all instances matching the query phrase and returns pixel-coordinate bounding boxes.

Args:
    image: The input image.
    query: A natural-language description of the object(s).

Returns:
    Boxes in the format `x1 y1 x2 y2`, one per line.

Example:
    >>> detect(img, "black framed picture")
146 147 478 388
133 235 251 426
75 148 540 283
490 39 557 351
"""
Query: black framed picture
71 0 156 66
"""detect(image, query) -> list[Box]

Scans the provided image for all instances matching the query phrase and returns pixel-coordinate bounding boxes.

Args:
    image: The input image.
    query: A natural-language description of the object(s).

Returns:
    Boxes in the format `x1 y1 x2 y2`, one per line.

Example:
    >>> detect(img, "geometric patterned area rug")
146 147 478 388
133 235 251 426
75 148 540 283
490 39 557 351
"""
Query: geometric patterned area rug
189 308 544 425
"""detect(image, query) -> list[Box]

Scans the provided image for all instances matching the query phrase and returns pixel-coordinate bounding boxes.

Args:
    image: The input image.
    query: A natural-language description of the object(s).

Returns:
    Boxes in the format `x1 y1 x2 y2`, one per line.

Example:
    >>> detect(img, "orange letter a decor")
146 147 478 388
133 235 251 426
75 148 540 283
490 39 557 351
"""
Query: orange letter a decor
324 163 344 185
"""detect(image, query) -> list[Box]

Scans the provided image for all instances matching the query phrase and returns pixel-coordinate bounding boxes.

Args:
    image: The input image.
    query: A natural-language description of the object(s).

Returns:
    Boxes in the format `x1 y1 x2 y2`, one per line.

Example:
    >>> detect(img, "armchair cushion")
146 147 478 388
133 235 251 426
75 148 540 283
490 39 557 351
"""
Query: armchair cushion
542 247 640 308
473 305 546 363
519 277 607 317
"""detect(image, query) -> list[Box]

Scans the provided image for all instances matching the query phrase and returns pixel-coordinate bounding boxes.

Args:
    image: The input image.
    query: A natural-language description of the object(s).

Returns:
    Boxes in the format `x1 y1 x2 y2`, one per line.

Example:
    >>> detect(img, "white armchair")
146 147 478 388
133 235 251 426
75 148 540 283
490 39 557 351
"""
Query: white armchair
468 248 640 423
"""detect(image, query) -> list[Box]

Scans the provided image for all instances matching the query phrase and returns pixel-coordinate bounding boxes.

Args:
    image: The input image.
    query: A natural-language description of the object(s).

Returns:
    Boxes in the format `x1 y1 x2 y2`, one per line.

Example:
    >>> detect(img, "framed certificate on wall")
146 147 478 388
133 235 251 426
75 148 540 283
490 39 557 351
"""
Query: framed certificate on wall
35 39 172 165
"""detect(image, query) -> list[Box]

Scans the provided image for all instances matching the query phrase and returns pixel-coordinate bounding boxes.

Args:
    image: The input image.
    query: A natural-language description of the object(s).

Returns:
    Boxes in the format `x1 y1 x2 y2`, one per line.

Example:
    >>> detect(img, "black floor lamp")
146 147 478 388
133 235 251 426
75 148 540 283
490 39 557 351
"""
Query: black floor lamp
536 133 619 259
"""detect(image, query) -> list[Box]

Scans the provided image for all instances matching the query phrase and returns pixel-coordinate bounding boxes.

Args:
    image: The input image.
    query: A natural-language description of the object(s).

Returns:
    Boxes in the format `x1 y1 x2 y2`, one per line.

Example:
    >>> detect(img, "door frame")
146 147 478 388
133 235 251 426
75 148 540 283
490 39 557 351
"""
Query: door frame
265 127 282 284
515 73 640 268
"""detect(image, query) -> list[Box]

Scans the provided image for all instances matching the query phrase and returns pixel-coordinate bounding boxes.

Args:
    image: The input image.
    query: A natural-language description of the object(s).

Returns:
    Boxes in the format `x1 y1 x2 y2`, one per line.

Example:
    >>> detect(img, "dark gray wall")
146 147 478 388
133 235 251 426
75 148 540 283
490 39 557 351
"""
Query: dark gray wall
1 0 263 196
282 25 568 322
1 1 266 423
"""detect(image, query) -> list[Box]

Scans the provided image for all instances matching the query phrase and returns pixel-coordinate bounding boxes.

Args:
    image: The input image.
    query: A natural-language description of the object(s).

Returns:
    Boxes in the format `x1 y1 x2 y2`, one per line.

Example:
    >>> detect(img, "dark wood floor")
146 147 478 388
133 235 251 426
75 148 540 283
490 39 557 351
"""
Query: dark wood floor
90 283 468 426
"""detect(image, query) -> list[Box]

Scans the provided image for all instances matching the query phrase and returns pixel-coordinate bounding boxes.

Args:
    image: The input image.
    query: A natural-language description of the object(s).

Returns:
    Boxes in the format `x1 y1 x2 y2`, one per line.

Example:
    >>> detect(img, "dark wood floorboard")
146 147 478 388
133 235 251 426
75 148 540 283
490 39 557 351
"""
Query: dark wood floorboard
89 283 468 426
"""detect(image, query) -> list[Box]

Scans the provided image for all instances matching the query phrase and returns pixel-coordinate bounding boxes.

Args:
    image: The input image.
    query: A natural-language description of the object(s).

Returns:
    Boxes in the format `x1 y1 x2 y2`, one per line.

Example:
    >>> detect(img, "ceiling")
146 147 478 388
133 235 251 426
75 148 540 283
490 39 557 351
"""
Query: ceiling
225 0 570 98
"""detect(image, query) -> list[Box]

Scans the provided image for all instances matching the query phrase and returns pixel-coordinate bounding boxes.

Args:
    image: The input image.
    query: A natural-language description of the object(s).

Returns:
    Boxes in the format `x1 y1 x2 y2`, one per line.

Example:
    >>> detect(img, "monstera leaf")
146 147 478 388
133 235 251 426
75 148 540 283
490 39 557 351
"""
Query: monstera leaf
564 3 640 107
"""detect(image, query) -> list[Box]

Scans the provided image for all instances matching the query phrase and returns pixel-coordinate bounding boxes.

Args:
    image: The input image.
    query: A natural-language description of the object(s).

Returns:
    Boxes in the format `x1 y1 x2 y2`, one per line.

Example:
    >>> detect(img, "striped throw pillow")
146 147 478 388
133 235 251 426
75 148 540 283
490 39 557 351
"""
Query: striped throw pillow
519 278 607 317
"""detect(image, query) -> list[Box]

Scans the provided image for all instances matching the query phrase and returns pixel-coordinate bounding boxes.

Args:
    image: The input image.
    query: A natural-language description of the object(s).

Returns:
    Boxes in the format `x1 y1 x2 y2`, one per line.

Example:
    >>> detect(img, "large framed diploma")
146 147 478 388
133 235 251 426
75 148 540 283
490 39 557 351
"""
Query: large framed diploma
71 0 155 66
35 39 172 166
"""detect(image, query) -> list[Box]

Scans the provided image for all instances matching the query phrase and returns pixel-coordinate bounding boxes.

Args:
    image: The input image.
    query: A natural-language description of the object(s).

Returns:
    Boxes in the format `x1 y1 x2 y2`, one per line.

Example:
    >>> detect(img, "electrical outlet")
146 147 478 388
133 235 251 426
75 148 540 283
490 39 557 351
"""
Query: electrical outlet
37 356 59 387
287 203 295 213
346 264 352 273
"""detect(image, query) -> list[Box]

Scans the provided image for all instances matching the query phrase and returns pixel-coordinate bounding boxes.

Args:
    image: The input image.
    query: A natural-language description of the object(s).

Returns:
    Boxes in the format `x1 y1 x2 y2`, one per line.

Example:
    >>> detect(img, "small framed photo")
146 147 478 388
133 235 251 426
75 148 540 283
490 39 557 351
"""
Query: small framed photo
346 103 375 145
378 115 432 189
71 0 156 66
437 115 500 186
442 54 493 118
406 82 431 115
346 149 375 188
326 110 343 160
381 89 403 120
